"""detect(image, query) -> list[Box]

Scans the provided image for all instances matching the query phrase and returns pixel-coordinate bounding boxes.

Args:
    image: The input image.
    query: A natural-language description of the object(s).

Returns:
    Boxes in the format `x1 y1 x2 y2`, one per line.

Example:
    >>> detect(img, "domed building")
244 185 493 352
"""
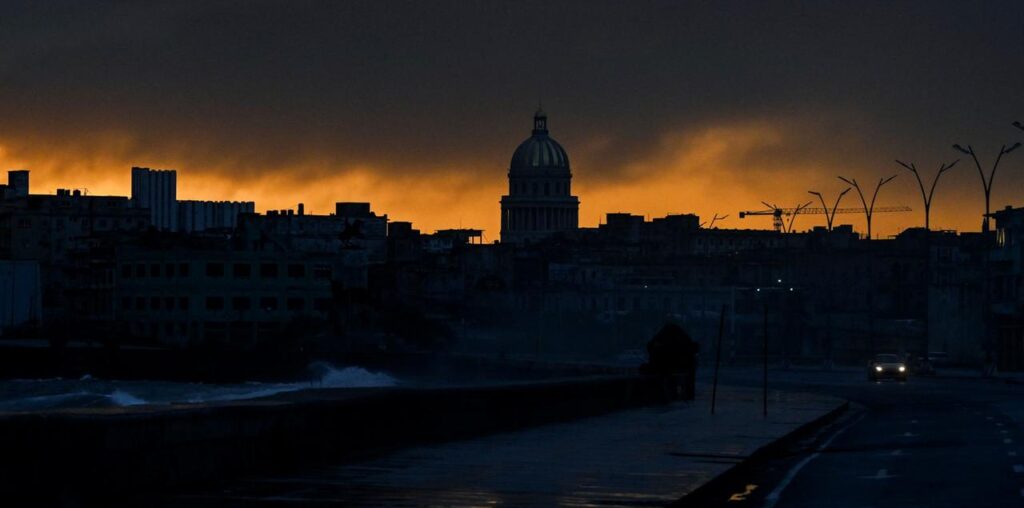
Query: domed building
500 109 579 243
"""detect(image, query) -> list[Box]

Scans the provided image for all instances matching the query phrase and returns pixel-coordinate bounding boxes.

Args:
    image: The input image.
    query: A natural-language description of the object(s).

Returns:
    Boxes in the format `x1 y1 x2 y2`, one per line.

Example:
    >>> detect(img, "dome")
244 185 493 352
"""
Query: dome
510 110 570 171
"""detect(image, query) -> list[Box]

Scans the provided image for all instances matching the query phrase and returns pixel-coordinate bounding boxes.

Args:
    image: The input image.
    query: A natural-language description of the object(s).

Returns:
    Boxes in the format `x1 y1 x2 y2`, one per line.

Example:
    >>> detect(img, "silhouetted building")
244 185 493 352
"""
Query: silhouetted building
131 167 178 231
178 200 255 233
991 206 1024 370
500 109 579 244
0 173 150 321
0 260 41 335
237 203 388 263
3 170 29 199
112 243 363 346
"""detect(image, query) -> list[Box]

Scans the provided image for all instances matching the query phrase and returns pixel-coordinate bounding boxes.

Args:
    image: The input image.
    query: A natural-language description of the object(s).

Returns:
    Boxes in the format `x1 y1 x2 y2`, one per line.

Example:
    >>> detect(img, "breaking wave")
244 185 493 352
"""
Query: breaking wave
0 363 397 412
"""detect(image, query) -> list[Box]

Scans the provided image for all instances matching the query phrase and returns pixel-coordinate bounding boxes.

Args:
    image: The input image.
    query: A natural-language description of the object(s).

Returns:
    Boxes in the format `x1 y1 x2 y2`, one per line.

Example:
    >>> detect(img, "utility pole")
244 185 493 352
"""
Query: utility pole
838 174 897 240
894 159 958 231
711 303 726 415
952 143 1021 233
762 302 769 418
808 188 851 232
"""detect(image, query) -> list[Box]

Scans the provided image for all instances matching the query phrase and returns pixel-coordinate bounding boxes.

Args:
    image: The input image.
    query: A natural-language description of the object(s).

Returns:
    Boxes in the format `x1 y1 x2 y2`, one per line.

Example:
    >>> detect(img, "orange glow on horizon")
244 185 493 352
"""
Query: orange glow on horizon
0 120 1005 240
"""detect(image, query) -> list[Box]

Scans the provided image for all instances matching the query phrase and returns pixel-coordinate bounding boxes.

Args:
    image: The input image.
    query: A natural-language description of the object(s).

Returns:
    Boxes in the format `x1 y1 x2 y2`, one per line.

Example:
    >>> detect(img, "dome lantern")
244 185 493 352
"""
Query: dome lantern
533 108 548 134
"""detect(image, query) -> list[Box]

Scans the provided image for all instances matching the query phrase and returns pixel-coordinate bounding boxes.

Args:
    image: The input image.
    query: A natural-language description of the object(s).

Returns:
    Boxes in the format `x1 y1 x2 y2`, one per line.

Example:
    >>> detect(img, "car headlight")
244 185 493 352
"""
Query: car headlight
875 365 882 372
898 365 906 372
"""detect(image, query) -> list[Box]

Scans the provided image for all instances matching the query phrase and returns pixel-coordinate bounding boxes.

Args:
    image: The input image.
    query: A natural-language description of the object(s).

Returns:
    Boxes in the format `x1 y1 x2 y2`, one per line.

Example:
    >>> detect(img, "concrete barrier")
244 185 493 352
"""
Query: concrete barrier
0 374 688 500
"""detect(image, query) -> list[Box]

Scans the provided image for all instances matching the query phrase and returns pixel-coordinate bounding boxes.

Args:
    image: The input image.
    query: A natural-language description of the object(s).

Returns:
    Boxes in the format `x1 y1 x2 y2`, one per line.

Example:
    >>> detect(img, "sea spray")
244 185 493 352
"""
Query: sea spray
308 362 397 388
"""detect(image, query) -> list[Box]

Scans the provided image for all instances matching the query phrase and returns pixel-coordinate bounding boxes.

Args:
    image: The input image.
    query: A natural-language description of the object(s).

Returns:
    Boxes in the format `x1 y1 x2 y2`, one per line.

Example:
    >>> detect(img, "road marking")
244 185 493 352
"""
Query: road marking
997 422 1005 427
1005 438 1014 444
902 432 917 437
890 449 903 456
859 468 896 480
988 416 995 420
1002 430 1009 434
1009 451 1018 457
727 484 758 501
910 419 918 424
1020 488 1024 498
1014 465 1024 474
763 412 866 508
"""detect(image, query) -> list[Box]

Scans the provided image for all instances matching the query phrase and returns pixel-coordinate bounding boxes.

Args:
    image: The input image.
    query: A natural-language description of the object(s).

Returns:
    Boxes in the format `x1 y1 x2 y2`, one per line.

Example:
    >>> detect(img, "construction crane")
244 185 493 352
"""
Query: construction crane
739 202 912 233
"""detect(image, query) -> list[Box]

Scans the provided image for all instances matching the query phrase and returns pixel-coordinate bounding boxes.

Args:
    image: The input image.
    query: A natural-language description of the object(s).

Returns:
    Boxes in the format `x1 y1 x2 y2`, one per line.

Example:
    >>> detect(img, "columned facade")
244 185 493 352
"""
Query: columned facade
500 110 579 243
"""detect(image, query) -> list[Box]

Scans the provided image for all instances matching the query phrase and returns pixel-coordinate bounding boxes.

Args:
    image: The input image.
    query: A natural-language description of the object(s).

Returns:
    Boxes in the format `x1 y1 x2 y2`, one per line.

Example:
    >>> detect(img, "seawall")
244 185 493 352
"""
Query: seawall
0 374 687 500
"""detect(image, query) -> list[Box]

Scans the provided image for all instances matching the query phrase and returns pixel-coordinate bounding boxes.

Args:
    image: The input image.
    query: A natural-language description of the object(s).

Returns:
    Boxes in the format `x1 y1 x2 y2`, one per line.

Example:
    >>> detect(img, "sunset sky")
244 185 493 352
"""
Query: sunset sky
2 1 1023 239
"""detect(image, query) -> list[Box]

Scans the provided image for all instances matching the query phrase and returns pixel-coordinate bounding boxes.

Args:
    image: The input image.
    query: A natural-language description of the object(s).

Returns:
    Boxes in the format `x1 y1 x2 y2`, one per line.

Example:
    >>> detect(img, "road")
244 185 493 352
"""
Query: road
690 368 1024 508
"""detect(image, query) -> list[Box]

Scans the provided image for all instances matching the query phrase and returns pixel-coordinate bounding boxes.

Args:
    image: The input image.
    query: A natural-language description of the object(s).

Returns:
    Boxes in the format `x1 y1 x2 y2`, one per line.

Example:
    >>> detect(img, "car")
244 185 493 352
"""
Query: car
867 353 908 381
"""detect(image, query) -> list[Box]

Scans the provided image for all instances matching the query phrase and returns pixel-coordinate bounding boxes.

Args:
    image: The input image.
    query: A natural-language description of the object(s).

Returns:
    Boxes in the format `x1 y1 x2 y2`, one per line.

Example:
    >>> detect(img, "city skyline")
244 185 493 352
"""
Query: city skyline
2 1 1023 238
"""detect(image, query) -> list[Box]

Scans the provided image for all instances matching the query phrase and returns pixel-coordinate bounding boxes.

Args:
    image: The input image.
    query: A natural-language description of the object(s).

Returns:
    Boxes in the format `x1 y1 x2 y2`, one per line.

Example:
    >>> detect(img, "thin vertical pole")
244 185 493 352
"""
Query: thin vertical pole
763 302 769 418
711 303 726 415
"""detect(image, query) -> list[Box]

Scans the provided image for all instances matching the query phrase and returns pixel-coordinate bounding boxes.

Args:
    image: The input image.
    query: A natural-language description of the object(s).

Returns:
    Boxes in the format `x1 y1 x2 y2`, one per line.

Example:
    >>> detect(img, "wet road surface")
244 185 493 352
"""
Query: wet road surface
691 369 1024 508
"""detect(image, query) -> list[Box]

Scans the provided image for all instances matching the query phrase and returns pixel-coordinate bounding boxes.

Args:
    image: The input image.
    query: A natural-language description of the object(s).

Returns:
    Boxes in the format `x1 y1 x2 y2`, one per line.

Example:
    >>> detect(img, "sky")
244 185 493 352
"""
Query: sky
1 0 1023 239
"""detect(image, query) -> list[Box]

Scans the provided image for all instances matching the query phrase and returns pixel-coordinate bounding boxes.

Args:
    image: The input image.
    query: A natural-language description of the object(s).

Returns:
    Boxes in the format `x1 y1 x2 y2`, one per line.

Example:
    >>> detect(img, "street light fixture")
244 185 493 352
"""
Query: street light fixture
894 159 958 231
838 174 897 240
808 187 851 232
952 142 1021 233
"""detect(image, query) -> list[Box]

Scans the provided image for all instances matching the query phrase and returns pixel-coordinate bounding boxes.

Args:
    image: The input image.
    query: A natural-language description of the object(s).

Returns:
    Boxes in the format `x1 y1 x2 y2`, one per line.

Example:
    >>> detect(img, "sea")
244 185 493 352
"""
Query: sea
0 362 397 412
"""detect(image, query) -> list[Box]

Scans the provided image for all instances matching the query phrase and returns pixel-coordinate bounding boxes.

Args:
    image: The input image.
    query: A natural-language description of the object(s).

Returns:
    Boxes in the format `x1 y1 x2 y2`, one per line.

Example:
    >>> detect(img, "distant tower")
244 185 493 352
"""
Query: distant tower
7 170 29 198
131 167 178 231
500 109 579 243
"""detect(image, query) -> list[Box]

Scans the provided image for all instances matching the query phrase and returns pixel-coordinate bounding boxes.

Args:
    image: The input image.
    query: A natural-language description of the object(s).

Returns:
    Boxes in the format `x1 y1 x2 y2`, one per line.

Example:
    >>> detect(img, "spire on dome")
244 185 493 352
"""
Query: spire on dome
533 108 548 134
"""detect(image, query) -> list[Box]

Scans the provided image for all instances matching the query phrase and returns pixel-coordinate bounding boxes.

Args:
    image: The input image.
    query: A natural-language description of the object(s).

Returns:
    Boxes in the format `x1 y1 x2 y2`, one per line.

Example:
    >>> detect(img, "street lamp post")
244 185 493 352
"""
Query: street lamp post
701 213 729 229
894 159 958 231
952 142 1021 233
895 158 958 366
838 174 897 240
808 188 852 232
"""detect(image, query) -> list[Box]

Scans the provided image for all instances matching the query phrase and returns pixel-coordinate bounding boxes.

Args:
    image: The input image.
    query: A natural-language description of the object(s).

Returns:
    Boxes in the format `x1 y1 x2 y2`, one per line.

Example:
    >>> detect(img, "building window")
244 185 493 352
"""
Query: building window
260 263 278 278
206 262 224 277
121 264 132 279
178 297 189 311
135 264 146 278
232 296 251 311
150 264 161 277
121 297 131 311
286 297 304 311
165 264 175 277
205 296 224 310
136 297 146 310
164 297 174 310
259 297 278 311
233 263 251 278
312 264 331 279
179 263 190 277
151 297 161 310
314 298 332 312
287 264 305 278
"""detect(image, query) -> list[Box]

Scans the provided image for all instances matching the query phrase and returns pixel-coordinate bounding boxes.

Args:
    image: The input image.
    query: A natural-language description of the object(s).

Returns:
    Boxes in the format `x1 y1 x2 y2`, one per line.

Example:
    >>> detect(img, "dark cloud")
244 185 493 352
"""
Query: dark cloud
0 0 1022 233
